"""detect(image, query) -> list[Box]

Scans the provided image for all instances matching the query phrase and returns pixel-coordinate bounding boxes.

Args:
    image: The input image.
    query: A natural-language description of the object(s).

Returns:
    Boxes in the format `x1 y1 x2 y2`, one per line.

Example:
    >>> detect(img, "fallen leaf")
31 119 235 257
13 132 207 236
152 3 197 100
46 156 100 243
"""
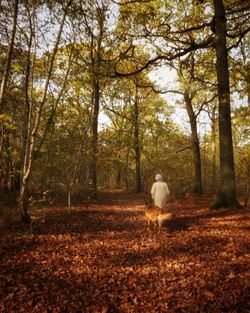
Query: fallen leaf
202 290 215 299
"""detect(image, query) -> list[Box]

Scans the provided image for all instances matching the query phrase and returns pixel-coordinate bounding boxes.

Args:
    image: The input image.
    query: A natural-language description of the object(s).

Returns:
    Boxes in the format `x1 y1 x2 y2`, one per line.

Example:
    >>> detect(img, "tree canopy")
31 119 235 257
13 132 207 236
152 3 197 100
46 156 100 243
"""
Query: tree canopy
0 0 249 220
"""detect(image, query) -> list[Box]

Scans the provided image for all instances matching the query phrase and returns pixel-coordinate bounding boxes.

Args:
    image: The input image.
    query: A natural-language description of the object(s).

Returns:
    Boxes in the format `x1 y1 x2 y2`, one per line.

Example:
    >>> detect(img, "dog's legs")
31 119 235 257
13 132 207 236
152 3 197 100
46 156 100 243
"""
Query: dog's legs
158 224 162 234
147 219 151 231
158 219 162 234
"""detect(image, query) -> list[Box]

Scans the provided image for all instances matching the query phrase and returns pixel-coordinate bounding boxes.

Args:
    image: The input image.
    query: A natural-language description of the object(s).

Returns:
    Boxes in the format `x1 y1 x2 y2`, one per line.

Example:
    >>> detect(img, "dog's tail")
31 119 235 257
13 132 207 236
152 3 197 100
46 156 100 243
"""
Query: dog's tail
157 212 175 228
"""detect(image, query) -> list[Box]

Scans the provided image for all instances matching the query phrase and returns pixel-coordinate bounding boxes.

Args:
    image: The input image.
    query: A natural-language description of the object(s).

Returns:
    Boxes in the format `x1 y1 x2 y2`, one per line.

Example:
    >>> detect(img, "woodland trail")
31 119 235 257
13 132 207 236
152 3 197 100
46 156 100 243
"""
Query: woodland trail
0 191 250 313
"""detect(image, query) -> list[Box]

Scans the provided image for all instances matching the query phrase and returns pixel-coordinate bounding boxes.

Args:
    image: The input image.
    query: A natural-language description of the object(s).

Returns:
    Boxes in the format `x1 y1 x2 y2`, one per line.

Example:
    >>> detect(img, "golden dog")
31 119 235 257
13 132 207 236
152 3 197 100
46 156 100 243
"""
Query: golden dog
145 201 174 232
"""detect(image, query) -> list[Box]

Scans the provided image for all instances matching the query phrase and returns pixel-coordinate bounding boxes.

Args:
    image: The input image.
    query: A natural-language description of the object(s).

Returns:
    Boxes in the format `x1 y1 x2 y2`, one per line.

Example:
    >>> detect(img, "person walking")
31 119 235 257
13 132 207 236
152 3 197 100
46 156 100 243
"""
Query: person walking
151 174 170 209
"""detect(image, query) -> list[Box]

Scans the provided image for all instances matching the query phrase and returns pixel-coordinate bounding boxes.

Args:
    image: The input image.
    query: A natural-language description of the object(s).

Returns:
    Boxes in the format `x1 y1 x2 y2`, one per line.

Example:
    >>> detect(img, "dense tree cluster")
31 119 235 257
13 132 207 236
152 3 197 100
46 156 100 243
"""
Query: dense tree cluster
0 0 249 221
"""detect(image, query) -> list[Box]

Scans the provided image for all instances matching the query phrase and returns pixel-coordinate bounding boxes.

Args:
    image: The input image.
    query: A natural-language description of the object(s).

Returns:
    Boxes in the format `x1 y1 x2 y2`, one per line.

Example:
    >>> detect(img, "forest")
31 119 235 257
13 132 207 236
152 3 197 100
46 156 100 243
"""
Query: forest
0 0 250 312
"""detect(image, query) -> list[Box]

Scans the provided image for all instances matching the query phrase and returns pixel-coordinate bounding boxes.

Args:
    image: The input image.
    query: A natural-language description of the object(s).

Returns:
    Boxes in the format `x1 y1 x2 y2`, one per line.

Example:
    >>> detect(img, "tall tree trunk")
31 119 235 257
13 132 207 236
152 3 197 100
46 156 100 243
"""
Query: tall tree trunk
0 122 5 189
19 1 71 222
240 39 250 112
88 4 106 199
116 166 121 189
0 0 19 189
211 104 217 192
90 76 100 198
133 89 142 193
106 166 110 189
211 0 241 208
247 70 250 112
243 161 250 207
125 144 130 189
68 128 87 210
0 0 19 113
184 89 203 195
5 135 13 191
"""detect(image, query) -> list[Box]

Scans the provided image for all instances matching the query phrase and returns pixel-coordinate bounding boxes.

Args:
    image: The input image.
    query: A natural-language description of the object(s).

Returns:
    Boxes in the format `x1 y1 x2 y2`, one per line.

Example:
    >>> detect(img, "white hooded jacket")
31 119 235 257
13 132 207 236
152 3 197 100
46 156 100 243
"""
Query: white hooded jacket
151 181 170 209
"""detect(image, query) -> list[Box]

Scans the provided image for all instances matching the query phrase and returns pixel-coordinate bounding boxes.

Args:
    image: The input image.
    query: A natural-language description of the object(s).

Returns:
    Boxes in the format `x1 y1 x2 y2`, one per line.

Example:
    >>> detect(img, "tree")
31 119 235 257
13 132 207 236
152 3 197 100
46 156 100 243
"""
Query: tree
210 0 242 208
183 88 203 195
19 0 73 222
0 0 19 190
73 0 133 198
0 0 18 114
113 0 250 206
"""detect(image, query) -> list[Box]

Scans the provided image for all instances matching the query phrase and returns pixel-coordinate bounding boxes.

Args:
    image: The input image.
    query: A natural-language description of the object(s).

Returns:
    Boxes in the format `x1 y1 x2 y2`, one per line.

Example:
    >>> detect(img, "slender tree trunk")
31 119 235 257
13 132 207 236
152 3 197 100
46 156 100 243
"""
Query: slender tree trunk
203 131 207 193
211 0 241 208
68 128 87 210
90 76 100 198
116 166 121 189
240 39 250 112
106 166 110 189
0 0 19 113
5 135 13 191
133 89 142 193
19 1 71 222
124 128 133 189
0 122 5 189
88 4 106 199
0 0 19 189
125 146 130 189
211 104 217 192
243 162 250 207
184 90 203 195
247 70 250 112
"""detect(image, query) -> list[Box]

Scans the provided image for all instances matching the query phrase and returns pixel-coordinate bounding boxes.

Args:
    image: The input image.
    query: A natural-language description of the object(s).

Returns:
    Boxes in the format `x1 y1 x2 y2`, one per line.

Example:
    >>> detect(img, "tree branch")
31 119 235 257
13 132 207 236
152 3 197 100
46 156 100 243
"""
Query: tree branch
111 0 153 4
112 36 214 77
176 146 192 154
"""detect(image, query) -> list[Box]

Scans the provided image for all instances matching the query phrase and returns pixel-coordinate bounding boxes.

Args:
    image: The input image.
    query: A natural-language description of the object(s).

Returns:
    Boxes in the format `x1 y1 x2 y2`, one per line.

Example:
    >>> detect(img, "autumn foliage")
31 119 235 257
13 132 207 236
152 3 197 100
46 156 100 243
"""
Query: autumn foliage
1 191 249 312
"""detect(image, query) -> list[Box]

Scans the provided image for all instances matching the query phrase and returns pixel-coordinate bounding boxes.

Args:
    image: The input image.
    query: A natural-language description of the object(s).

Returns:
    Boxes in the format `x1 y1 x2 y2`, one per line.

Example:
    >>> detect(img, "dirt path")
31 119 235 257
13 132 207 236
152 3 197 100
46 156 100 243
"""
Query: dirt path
0 193 250 312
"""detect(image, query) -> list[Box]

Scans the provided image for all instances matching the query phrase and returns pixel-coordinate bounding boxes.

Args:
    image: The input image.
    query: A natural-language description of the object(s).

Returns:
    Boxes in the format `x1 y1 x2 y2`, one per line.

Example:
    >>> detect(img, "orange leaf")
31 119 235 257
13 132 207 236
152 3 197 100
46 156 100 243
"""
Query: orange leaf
202 290 215 299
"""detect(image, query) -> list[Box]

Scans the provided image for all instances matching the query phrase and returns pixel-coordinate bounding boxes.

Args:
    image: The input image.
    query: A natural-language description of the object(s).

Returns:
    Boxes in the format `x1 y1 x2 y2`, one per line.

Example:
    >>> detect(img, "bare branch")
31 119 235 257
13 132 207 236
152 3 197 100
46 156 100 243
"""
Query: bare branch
137 83 184 96
102 104 133 123
176 146 192 154
111 0 153 5
195 94 217 118
227 25 250 50
170 21 213 35
112 36 214 77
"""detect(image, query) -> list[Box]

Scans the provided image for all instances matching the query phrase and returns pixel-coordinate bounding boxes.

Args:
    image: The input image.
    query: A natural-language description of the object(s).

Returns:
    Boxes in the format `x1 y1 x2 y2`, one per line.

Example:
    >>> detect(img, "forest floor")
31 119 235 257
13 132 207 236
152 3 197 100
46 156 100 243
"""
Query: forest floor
0 190 250 313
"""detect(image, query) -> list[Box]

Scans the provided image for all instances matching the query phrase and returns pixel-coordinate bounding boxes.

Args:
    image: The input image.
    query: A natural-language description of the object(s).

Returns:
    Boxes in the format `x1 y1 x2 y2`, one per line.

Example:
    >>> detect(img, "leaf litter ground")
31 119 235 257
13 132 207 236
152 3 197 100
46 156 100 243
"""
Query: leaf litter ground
0 191 250 313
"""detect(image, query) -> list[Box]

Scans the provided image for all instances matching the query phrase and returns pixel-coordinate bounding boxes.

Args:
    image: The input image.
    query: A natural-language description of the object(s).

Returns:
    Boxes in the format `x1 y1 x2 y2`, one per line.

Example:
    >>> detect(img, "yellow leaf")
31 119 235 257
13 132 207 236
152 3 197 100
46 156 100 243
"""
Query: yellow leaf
0 114 10 121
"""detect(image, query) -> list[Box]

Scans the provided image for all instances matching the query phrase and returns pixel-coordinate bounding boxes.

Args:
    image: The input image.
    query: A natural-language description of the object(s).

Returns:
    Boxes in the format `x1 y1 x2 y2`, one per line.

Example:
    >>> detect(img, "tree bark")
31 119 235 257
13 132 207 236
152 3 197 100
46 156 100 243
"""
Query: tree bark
0 0 19 189
247 69 250 112
87 5 107 199
211 0 241 208
133 87 142 193
68 128 87 210
124 138 131 190
89 76 100 198
0 0 19 113
240 39 250 112
184 89 203 195
211 104 217 192
116 166 122 189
